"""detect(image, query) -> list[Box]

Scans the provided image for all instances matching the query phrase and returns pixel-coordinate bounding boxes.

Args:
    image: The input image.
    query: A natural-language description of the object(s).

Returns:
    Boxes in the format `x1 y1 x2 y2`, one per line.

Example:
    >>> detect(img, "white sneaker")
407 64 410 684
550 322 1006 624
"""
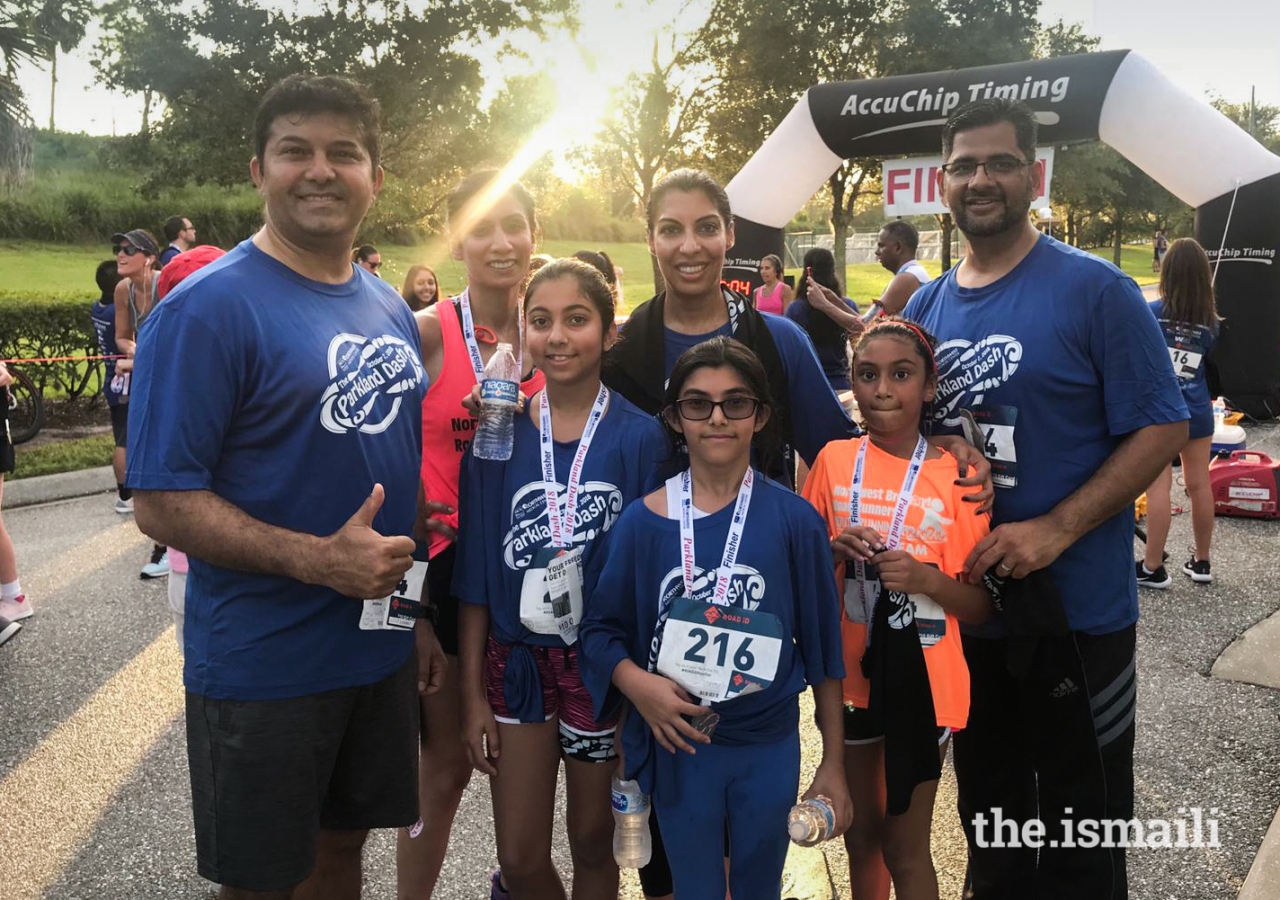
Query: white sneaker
115 497 134 514
140 549 170 580
0 594 33 621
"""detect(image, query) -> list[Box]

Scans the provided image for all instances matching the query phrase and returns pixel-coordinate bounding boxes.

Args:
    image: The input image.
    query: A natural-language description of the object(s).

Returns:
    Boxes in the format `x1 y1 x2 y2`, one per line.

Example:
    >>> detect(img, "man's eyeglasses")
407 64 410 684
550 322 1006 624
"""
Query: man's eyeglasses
673 397 761 421
113 244 143 256
940 158 1035 180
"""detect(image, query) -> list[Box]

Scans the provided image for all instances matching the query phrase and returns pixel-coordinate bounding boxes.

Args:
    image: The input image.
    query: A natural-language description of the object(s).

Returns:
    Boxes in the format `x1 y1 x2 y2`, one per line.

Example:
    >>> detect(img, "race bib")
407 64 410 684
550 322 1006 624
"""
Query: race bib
519 546 574 635
908 591 947 647
1167 346 1204 382
655 597 783 703
972 404 1018 488
360 560 429 631
545 547 584 645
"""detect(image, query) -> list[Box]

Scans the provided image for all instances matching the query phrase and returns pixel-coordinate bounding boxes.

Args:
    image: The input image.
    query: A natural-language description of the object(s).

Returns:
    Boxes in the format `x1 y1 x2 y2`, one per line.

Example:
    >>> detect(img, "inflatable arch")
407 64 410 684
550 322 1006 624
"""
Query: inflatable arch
724 50 1280 418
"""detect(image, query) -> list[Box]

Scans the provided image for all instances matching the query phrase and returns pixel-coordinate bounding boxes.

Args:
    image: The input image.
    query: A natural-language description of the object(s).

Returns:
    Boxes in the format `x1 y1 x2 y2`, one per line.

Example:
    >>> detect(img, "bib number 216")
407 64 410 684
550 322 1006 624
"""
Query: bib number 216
656 597 784 703
684 629 755 670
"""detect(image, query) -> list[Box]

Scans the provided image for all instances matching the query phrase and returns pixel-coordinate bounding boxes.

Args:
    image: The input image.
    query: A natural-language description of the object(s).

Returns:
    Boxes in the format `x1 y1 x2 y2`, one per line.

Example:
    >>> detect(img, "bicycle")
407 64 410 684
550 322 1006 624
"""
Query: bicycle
4 364 46 445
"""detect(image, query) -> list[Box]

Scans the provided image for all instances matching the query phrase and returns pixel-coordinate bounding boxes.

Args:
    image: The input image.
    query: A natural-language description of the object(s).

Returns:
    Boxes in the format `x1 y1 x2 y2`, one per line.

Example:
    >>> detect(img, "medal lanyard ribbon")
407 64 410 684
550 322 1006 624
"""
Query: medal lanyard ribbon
849 435 928 607
539 384 610 548
679 466 754 607
458 288 524 384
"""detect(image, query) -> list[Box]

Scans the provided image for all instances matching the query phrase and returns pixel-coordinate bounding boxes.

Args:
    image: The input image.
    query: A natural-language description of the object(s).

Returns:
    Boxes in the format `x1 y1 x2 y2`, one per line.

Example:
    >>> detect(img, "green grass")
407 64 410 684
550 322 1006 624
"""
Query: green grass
10 433 115 480
0 238 1158 312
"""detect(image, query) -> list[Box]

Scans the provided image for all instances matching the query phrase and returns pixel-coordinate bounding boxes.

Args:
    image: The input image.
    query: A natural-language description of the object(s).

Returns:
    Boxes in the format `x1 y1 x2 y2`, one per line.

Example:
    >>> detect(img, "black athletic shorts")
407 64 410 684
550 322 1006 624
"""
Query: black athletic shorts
109 403 128 449
186 652 419 891
843 704 951 746
1 393 13 475
425 542 461 656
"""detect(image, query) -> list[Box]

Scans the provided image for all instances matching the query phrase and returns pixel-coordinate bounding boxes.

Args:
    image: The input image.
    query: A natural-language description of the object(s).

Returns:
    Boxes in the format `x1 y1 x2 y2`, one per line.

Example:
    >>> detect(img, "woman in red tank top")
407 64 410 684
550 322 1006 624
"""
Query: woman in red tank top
402 170 546 896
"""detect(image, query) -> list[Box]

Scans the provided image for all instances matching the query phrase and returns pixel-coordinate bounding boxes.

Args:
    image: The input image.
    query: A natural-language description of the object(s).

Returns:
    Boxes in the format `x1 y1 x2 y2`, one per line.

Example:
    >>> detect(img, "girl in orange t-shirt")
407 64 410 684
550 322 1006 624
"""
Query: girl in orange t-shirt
803 317 992 900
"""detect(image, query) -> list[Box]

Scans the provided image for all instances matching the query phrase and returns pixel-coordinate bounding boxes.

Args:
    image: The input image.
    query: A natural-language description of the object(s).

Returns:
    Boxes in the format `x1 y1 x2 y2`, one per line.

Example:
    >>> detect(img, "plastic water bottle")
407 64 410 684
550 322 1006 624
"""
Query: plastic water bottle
787 796 837 846
1212 396 1226 431
473 342 519 461
611 778 652 868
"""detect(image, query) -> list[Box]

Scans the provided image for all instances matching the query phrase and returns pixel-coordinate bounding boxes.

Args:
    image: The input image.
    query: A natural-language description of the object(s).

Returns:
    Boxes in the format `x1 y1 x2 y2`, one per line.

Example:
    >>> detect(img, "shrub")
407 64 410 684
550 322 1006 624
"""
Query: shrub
0 291 104 402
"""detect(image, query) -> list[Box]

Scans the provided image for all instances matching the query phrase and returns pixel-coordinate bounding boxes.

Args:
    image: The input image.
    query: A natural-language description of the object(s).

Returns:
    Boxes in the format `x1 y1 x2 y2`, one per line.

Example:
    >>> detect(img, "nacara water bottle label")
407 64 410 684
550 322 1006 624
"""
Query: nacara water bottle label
612 791 649 815
481 379 518 405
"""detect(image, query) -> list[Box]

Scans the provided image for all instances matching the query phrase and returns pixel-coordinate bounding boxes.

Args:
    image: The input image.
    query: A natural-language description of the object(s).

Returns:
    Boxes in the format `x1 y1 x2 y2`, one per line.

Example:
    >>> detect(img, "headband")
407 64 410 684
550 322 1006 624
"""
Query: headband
865 319 937 376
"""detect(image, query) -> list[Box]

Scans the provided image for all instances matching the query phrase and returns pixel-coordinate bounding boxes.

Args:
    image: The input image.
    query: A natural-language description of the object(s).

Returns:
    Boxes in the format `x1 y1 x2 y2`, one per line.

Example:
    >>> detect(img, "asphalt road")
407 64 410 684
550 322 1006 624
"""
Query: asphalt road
3 423 1279 899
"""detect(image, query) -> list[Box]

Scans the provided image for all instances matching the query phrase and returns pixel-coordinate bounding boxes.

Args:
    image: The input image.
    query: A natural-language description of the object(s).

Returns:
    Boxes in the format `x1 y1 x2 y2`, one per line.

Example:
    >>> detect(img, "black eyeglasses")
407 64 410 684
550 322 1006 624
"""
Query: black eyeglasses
940 157 1035 180
674 397 762 421
367 261 382 270
113 244 142 256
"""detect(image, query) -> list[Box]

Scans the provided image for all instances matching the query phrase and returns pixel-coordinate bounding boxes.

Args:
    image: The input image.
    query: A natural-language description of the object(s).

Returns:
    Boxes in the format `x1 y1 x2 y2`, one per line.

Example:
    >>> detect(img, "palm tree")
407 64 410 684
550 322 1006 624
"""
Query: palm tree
0 2 43 189
30 0 92 130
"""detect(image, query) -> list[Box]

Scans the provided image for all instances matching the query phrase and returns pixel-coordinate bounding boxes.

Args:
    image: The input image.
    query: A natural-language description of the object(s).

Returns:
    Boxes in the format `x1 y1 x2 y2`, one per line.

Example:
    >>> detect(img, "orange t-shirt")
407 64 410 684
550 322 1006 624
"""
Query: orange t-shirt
802 436 990 730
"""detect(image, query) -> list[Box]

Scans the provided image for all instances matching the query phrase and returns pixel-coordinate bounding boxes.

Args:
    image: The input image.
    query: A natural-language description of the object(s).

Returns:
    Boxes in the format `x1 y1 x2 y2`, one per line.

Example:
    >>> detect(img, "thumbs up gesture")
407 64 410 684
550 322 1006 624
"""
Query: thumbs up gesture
322 484 417 599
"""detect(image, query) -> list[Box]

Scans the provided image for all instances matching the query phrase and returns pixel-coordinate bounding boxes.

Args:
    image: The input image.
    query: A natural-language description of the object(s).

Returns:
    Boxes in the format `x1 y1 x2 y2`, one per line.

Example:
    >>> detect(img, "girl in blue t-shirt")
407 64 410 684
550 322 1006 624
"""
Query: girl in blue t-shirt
453 258 671 900
580 336 850 900
1138 238 1220 588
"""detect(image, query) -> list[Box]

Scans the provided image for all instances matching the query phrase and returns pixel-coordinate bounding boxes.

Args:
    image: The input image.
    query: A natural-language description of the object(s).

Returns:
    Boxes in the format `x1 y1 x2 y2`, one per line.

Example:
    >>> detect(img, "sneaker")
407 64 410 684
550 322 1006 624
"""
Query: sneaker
0 594 33 621
1135 561 1171 589
140 547 170 580
0 615 20 648
115 496 134 514
489 870 510 900
1183 555 1212 584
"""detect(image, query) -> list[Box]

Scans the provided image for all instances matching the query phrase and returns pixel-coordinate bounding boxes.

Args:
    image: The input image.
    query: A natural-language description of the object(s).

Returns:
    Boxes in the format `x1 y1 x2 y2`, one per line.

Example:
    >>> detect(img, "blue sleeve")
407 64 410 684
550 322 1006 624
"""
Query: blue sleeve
125 300 239 491
1089 278 1189 436
783 302 805 326
788 501 846 685
764 316 859 460
580 507 642 722
637 419 675 493
450 451 500 607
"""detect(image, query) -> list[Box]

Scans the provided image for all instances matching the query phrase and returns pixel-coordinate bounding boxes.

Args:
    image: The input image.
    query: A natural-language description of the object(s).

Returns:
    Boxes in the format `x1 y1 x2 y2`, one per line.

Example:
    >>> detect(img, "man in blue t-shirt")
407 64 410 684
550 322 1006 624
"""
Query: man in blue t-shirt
127 75 441 898
905 99 1188 900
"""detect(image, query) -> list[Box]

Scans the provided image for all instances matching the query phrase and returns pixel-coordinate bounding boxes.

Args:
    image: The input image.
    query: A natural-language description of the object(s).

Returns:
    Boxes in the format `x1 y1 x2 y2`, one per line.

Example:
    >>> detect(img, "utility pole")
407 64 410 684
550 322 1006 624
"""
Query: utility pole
1249 86 1257 138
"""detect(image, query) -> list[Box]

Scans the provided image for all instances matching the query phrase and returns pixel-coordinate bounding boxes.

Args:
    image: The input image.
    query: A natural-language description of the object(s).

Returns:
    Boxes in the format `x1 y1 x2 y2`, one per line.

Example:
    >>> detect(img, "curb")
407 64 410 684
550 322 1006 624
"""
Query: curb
3 465 116 510
1240 806 1280 900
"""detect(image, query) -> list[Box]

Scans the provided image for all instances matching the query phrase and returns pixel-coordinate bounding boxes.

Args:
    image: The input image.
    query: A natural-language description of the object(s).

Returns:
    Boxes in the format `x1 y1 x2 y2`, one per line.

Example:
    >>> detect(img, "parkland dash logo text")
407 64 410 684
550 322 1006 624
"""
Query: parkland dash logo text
933 335 1023 425
502 480 624 570
320 333 423 435
658 564 766 614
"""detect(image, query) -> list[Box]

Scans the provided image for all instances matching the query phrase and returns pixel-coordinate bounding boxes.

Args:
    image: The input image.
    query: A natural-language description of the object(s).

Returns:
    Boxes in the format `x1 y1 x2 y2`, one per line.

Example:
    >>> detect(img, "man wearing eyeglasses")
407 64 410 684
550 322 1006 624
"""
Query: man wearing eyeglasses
353 243 382 277
159 216 197 268
905 98 1188 899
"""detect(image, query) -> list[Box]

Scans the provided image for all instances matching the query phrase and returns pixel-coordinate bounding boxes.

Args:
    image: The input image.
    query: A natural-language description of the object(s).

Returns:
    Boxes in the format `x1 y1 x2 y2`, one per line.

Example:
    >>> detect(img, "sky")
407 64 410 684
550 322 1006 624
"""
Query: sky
13 0 1280 142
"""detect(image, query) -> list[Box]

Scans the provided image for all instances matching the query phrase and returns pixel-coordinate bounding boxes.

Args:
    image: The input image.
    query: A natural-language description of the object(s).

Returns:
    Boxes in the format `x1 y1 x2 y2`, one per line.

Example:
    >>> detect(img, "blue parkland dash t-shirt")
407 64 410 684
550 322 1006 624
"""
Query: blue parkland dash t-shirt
126 240 427 700
905 235 1187 636
452 392 672 653
1149 299 1216 440
579 473 844 796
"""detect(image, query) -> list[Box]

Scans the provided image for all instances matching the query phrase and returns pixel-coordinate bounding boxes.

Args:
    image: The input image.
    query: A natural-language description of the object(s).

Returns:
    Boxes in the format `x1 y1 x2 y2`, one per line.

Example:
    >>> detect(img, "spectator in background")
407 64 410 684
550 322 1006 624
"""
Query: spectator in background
1152 229 1169 272
154 245 228 650
789 247 860 393
159 215 196 268
400 264 440 312
753 253 793 314
354 243 383 276
870 220 932 318
90 259 130 513
571 249 620 297
110 228 169 580
0 360 32 644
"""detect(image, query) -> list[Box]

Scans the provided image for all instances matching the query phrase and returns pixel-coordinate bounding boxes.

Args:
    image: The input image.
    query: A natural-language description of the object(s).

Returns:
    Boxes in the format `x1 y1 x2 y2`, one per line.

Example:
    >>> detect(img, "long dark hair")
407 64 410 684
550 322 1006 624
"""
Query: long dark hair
1159 237 1220 329
661 337 781 473
794 247 848 352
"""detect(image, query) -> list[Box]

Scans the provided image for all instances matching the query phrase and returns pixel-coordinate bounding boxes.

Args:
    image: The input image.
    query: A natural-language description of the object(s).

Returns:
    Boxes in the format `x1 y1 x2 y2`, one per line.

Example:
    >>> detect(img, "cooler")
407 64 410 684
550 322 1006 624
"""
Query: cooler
1209 450 1279 519
1210 423 1247 457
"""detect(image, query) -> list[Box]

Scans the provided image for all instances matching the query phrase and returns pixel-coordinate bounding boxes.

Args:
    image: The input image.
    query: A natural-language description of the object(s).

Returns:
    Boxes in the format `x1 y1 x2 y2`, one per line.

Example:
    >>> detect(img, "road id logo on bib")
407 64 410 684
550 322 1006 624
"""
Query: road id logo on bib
320 333 423 434
656 597 783 703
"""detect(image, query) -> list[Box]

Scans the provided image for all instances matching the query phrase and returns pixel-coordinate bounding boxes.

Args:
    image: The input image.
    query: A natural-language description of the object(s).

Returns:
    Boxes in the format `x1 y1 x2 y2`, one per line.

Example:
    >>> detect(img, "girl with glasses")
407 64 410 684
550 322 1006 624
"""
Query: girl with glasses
581 335 850 900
